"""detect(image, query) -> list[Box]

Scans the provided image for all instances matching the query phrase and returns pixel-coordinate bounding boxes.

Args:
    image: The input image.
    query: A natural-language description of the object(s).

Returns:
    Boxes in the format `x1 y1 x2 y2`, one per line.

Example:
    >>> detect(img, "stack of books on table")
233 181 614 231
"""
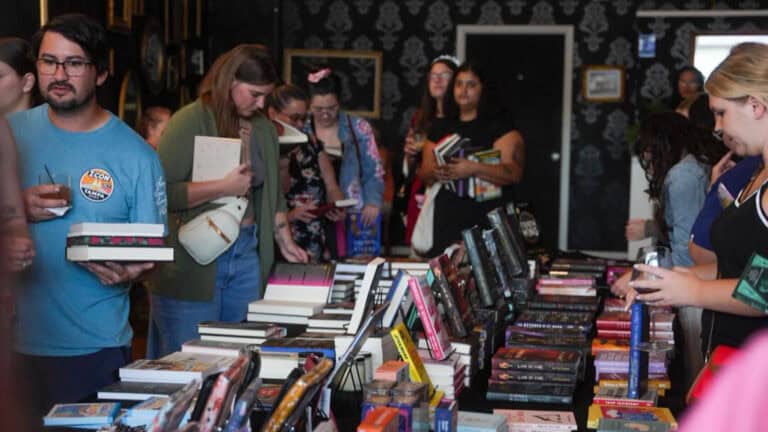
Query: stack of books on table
97 380 185 401
594 351 669 381
65 222 173 262
487 347 581 404
247 262 335 325
416 336 477 387
119 351 233 384
307 311 351 334
548 257 606 279
195 321 285 346
43 402 121 429
421 355 465 400
493 409 577 432
329 280 355 303
595 309 675 345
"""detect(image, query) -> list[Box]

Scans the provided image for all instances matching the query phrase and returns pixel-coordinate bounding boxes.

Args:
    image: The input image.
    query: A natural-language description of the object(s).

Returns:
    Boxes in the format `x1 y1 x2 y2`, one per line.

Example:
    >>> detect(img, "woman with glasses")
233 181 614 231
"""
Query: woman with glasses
0 37 38 116
146 44 308 358
306 67 384 257
622 43 768 358
393 55 458 246
266 84 345 261
418 61 525 257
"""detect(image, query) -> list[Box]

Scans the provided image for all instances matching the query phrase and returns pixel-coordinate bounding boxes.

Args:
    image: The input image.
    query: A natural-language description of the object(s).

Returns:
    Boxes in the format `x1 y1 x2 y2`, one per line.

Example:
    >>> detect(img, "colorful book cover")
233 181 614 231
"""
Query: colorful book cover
43 402 120 426
486 382 574 405
492 347 580 374
598 418 671 431
732 252 768 313
593 387 658 408
514 310 594 333
346 212 382 257
390 322 434 396
409 275 452 360
468 149 502 202
489 369 577 385
587 405 677 430
627 302 649 399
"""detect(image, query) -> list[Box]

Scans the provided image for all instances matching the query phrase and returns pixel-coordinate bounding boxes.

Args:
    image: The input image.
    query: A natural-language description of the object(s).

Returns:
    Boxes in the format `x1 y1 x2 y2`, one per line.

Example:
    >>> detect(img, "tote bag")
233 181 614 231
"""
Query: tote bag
410 182 441 255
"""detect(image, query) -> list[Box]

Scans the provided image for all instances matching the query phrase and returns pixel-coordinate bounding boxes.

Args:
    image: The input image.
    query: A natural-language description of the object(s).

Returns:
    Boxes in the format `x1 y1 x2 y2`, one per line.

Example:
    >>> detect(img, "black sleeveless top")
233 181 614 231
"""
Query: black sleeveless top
705 177 768 352
426 116 517 256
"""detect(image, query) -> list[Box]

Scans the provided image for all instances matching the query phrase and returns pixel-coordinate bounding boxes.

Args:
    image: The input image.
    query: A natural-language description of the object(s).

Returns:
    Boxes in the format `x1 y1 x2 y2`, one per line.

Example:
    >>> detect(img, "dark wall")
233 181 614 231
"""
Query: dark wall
282 0 639 251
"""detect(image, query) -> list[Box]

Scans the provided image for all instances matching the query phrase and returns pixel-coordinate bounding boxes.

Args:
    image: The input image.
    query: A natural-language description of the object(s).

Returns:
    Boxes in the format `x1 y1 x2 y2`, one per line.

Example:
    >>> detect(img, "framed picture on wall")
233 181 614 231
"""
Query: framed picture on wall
582 65 625 102
107 0 133 32
283 49 383 118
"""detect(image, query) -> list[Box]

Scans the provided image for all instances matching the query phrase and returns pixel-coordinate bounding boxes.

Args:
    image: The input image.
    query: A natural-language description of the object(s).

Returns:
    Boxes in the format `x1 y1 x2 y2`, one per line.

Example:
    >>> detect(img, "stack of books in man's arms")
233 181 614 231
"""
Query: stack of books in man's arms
65 222 173 262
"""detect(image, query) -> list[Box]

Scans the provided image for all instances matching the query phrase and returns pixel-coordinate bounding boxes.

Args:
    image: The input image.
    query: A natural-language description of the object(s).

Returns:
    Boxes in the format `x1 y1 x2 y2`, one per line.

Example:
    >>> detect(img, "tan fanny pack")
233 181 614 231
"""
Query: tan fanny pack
177 196 248 265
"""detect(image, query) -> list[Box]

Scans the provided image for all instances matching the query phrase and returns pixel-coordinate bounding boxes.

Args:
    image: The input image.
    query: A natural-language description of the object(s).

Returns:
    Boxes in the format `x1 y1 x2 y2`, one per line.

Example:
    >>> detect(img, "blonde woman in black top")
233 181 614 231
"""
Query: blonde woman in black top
626 43 768 353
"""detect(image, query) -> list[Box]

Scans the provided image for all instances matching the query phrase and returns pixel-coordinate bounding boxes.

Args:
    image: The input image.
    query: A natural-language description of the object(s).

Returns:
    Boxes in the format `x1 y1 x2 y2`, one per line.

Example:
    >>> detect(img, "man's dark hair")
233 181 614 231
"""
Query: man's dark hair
32 13 108 74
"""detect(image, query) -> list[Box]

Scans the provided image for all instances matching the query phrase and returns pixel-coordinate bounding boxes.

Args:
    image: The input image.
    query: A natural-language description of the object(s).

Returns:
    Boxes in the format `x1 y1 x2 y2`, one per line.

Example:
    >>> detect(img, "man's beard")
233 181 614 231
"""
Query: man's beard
44 81 96 112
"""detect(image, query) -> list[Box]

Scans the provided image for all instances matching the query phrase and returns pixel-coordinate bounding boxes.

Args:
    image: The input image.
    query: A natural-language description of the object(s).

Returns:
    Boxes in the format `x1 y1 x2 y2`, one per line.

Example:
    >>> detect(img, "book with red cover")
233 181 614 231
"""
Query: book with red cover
597 329 674 342
592 386 658 408
686 344 738 404
308 198 359 217
596 311 674 331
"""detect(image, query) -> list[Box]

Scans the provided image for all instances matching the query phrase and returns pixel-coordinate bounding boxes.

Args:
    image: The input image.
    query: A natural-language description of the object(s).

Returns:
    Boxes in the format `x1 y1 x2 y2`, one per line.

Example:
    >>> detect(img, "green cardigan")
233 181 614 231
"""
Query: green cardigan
147 100 286 301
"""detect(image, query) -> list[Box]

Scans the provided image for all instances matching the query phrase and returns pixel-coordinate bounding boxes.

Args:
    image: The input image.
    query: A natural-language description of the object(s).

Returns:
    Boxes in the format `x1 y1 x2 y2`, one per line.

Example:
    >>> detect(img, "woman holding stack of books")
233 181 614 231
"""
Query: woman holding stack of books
418 62 525 257
147 44 308 358
624 43 768 357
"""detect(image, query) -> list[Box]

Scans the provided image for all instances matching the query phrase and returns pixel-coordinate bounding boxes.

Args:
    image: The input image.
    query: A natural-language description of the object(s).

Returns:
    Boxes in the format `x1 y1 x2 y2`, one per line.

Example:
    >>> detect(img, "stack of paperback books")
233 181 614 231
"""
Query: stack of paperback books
247 263 335 325
119 351 233 384
595 308 675 345
421 355 465 400
487 347 581 404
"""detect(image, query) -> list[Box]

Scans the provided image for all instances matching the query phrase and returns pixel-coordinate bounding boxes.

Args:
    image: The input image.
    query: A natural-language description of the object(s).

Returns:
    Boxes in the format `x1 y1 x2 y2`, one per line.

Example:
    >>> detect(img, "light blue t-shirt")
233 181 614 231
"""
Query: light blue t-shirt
9 104 167 356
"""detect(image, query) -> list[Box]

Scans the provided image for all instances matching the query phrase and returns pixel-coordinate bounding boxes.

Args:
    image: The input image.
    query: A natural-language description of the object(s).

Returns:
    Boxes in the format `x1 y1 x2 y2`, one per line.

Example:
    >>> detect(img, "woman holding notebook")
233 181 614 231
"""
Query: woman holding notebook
418 61 525 257
147 44 308 358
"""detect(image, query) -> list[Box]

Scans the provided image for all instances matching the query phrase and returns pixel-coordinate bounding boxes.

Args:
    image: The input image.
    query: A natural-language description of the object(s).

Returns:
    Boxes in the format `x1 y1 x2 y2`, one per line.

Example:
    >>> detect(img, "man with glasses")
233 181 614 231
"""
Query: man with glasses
7 14 166 420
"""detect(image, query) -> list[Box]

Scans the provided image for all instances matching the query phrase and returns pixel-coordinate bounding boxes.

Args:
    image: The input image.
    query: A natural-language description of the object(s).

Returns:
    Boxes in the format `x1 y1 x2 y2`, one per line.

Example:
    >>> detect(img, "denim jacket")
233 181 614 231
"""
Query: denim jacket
332 111 385 209
663 154 710 267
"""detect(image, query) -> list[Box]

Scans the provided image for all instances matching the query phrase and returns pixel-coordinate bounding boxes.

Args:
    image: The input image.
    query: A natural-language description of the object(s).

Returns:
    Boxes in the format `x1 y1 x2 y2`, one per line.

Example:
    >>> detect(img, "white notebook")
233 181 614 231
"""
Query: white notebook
192 136 242 182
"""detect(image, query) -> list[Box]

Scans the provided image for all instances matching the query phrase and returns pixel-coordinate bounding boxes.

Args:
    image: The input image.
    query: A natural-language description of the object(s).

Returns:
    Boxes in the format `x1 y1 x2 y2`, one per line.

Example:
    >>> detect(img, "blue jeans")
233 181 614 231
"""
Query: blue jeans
147 225 260 359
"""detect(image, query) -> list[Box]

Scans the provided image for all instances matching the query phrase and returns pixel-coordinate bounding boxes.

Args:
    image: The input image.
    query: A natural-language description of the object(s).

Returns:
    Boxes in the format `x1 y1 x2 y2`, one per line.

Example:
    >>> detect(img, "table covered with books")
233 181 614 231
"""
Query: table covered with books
43 206 688 432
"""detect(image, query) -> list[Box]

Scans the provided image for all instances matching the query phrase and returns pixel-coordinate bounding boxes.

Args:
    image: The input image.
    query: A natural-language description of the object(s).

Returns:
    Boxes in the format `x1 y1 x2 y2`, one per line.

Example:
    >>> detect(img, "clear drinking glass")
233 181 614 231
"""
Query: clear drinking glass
631 246 674 353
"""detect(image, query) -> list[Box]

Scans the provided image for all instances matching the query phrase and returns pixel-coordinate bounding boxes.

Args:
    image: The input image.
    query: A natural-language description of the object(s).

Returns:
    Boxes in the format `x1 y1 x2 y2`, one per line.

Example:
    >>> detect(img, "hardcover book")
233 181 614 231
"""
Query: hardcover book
593 387 658 408
482 228 513 297
197 321 280 338
382 270 412 328
390 322 434 396
97 380 185 401
427 256 468 338
514 310 594 333
409 274 452 360
119 352 233 384
493 409 577 431
462 226 499 307
486 382 574 405
597 418 670 432
347 257 386 335
486 207 526 277
192 135 241 183
43 402 120 426
346 212 382 257
492 347 581 374
586 405 677 430
456 410 507 432
489 369 577 385
527 294 599 312
732 252 768 313
272 118 308 156
627 302 649 399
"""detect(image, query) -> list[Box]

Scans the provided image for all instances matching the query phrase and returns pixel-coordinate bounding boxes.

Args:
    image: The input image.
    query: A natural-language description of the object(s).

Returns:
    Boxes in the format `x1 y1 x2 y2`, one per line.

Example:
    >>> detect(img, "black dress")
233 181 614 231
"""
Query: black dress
705 177 768 352
427 116 517 257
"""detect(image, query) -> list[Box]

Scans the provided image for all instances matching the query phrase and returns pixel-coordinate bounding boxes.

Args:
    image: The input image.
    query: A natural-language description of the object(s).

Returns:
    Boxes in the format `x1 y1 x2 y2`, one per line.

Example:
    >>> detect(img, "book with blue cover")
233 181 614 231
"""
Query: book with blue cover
346 212 382 257
43 402 120 426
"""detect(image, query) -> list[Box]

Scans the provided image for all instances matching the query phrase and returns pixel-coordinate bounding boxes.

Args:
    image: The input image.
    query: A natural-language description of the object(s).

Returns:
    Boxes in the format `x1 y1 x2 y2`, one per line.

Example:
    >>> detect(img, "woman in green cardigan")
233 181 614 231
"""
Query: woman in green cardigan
147 44 308 358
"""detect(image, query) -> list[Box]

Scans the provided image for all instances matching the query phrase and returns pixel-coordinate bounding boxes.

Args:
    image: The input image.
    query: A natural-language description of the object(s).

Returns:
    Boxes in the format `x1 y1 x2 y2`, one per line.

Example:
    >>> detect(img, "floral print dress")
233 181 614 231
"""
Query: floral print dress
286 137 327 261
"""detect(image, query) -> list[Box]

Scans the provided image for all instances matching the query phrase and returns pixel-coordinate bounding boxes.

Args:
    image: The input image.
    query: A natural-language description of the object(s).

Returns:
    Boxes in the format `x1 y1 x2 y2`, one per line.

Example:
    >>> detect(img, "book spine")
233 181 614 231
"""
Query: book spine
628 302 649 399
489 370 577 385
408 276 449 360
491 359 577 374
486 209 524 276
592 397 656 408
389 323 434 396
482 229 512 297
462 227 496 307
485 391 572 404
427 264 467 338
596 320 632 330
433 402 457 432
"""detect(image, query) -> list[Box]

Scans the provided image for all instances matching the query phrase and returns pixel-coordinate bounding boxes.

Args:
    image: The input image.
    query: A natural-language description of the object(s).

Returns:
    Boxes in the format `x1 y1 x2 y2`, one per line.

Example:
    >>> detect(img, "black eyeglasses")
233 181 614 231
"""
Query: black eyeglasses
37 57 94 77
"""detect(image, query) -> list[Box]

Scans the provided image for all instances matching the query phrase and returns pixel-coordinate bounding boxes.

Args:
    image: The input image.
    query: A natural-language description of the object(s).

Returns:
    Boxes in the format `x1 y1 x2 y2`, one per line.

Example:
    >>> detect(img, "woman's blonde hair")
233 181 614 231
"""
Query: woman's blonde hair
198 44 278 138
705 42 768 106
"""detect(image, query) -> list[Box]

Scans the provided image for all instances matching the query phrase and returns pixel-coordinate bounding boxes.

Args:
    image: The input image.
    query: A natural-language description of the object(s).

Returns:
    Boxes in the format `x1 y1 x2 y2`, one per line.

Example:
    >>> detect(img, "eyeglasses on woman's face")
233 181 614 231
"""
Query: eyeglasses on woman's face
310 104 339 115
429 71 452 82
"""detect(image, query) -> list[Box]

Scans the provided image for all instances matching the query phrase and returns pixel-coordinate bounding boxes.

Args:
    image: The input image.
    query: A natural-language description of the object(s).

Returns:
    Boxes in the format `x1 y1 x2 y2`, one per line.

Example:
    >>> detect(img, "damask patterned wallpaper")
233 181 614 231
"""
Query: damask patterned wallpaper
281 0 766 251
